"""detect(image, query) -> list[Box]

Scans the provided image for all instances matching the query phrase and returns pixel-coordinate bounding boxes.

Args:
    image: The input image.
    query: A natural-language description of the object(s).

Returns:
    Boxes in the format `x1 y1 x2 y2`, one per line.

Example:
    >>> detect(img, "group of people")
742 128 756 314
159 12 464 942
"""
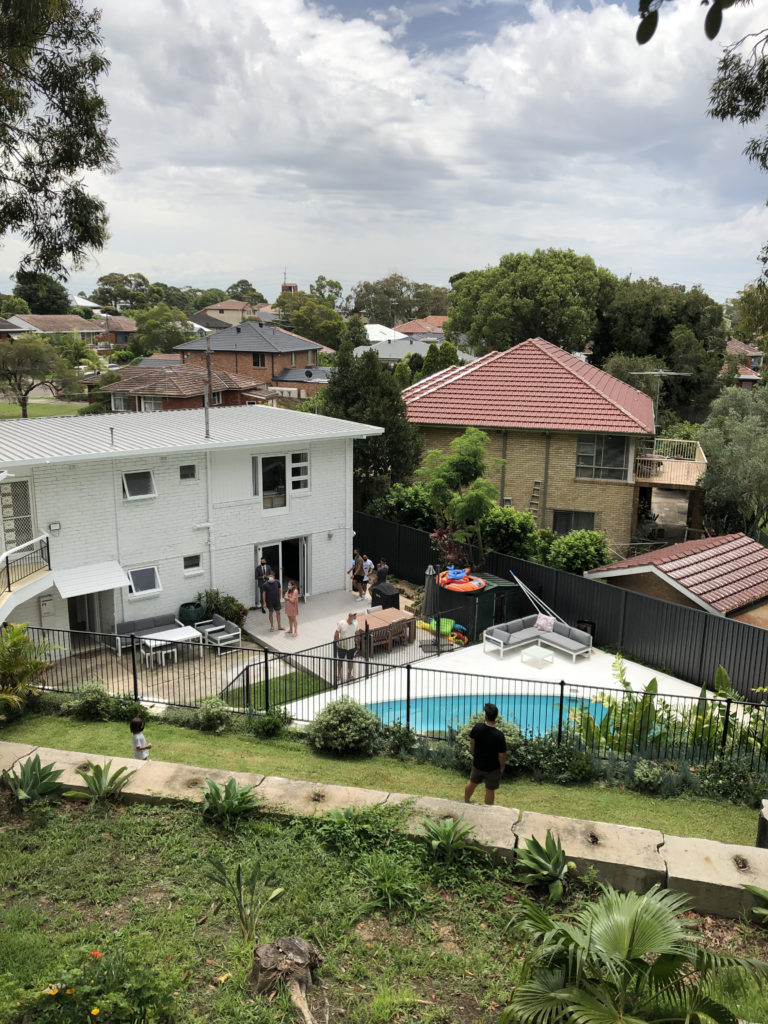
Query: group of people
348 549 388 601
255 556 300 638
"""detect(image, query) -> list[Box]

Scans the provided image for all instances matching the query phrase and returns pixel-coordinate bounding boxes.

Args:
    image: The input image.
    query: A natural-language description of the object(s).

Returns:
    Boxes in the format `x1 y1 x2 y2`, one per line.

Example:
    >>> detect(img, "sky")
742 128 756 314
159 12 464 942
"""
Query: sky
2 0 768 306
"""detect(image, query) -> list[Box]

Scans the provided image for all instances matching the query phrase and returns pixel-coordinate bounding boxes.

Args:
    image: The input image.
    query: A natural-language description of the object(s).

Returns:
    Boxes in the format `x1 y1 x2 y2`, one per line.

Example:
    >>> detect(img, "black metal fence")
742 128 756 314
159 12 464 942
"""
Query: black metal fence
0 536 50 594
355 512 768 700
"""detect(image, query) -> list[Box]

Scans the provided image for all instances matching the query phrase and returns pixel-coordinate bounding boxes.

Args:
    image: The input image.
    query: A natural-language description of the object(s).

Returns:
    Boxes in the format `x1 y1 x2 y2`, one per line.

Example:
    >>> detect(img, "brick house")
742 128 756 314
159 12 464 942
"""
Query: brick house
0 406 381 636
394 315 449 337
195 299 262 325
7 313 102 344
85 366 272 412
96 315 137 350
403 337 706 552
586 534 768 628
175 320 326 396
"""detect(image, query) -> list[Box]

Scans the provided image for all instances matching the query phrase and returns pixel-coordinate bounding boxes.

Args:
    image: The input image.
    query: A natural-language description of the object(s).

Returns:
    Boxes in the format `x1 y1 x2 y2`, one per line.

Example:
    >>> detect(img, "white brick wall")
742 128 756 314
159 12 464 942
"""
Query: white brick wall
7 436 353 631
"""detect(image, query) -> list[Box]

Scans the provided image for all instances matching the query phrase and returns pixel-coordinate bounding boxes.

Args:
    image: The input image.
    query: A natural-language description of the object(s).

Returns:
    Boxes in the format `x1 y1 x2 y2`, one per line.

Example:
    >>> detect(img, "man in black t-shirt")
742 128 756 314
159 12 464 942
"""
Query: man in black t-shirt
464 703 507 805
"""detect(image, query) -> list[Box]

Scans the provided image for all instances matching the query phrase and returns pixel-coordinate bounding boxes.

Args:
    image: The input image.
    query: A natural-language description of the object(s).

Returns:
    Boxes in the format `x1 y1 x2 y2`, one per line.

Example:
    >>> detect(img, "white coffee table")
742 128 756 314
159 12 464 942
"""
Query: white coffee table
520 644 554 670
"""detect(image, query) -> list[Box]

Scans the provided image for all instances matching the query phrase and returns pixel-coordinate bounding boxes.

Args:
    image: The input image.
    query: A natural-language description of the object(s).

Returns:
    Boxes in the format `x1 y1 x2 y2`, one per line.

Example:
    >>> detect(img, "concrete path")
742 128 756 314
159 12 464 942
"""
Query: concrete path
245 587 373 653
2 740 766 920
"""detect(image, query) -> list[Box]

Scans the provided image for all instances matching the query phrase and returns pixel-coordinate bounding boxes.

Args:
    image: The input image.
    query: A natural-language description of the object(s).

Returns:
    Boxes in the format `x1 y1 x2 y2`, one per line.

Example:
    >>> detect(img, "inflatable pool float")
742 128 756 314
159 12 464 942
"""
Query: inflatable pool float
437 567 486 592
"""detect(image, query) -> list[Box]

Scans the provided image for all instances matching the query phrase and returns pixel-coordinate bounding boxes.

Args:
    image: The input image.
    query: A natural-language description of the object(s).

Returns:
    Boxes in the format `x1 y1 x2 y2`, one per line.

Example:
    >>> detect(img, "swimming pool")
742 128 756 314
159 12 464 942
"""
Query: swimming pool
365 692 602 737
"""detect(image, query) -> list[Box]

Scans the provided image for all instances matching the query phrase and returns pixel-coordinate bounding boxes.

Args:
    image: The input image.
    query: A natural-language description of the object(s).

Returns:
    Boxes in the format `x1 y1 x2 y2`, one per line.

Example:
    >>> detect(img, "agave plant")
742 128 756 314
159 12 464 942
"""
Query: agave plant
2 754 65 803
421 815 476 866
515 831 575 901
75 760 136 804
744 883 768 926
202 776 259 828
502 883 768 1024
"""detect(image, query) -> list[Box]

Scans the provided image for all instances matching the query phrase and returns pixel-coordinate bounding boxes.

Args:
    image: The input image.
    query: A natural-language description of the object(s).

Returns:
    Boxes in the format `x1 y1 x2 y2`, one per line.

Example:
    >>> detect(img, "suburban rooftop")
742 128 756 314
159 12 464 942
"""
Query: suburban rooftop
0 405 382 467
175 320 321 354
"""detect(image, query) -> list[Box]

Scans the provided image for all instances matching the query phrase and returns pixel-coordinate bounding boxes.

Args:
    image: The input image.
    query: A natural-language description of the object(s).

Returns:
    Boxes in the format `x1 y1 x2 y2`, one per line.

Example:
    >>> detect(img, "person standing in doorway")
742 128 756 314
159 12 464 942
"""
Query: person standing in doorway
284 580 300 639
263 572 285 632
334 610 358 684
255 556 272 614
464 703 507 805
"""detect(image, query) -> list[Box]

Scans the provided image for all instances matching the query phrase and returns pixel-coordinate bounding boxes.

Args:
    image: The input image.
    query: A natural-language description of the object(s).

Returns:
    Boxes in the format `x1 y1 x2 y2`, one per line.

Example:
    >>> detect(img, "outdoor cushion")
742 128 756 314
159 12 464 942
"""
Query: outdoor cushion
552 621 570 637
536 613 555 632
567 627 591 645
521 614 538 628
504 618 524 634
545 634 584 653
513 627 540 644
485 626 509 641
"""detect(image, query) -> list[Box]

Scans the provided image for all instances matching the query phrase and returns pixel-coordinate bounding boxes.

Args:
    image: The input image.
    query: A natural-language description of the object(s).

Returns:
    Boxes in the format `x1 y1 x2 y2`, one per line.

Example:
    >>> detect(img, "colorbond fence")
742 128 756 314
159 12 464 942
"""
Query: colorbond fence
354 512 768 699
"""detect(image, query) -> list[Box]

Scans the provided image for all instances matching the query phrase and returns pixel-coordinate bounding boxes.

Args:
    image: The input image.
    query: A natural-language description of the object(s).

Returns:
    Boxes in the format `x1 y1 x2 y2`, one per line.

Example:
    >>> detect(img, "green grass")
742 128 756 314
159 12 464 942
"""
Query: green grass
0 400 85 418
224 668 328 709
1 714 759 845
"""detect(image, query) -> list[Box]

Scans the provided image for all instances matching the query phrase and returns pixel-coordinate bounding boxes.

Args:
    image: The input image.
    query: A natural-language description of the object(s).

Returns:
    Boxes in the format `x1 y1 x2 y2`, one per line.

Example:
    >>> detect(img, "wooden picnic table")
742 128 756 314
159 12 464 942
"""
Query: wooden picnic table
356 607 416 652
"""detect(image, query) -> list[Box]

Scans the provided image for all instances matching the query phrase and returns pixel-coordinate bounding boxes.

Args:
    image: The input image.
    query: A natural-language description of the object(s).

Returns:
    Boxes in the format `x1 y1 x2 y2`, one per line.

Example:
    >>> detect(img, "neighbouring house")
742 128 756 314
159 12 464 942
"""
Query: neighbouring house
719 362 762 389
0 406 382 640
7 313 102 344
726 338 763 372
189 312 230 332
585 533 768 627
137 353 182 369
195 299 262 325
353 334 472 366
69 295 102 316
394 315 449 338
84 366 274 412
96 315 137 351
365 324 407 343
0 317 23 340
402 337 707 552
175 320 327 396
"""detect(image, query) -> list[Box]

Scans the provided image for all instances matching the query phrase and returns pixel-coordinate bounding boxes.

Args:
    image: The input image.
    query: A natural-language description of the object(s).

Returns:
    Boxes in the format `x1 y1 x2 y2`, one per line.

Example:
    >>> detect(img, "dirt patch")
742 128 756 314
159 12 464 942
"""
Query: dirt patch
685 911 768 959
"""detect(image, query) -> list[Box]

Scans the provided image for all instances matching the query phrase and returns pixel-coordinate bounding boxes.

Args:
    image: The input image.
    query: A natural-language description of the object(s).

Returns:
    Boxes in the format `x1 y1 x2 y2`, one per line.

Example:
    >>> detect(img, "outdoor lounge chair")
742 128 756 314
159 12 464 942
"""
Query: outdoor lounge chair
200 615 241 655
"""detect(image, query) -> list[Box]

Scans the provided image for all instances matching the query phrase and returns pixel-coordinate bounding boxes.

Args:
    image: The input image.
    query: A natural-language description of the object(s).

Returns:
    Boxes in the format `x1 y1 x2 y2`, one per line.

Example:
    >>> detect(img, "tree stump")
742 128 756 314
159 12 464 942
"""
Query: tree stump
248 936 328 1024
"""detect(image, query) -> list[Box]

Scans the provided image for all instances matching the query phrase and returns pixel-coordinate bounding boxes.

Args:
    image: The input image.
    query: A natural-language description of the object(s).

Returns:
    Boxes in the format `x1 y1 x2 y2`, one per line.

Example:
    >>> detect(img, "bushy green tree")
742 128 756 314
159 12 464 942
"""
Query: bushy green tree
393 359 412 390
365 483 435 530
0 334 73 415
0 296 30 317
349 273 448 325
345 314 368 348
1 0 115 275
13 271 70 314
309 275 343 309
481 505 540 560
289 297 346 349
130 303 194 356
546 529 611 574
90 272 153 310
225 279 265 305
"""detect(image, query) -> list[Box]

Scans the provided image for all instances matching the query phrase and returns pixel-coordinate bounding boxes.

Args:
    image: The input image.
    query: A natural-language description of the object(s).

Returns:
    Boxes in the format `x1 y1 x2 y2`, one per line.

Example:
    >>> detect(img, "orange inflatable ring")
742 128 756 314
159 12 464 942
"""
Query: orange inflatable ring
437 571 486 592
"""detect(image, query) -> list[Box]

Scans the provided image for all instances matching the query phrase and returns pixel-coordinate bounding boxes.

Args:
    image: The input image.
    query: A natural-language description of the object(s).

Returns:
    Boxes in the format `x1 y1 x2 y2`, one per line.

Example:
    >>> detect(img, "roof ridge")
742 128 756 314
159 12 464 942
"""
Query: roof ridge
531 338 652 432
403 351 501 403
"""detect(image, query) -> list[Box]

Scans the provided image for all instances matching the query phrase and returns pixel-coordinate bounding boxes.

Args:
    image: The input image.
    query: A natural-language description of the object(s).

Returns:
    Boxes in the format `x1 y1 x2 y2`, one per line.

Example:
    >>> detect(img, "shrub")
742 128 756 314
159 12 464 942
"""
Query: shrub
196 696 232 734
697 756 768 807
202 777 260 827
28 689 70 716
3 754 65 804
246 709 288 739
313 803 412 856
162 706 199 730
197 588 248 628
0 622 52 720
382 721 416 757
62 681 141 722
356 850 422 914
453 713 522 774
365 482 435 531
75 760 136 805
481 504 540 560
516 736 596 785
306 698 381 757
515 830 576 901
545 529 611 574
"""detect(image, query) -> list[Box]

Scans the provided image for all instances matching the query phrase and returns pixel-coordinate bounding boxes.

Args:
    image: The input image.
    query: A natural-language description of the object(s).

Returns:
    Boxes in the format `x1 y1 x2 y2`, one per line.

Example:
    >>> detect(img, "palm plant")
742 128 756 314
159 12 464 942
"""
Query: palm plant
502 883 768 1024
0 623 52 720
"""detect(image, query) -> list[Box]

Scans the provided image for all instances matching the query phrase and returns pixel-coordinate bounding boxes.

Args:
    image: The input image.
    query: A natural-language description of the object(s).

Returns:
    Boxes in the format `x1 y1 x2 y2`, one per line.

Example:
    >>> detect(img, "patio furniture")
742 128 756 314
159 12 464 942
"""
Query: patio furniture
483 614 592 662
141 624 205 659
115 613 184 657
520 644 555 670
196 613 242 655
139 637 178 669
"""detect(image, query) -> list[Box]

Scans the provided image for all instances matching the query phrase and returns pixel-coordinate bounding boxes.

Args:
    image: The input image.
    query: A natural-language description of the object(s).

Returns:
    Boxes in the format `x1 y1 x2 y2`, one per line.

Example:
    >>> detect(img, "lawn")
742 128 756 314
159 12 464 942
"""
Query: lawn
0 400 86 418
1 714 759 846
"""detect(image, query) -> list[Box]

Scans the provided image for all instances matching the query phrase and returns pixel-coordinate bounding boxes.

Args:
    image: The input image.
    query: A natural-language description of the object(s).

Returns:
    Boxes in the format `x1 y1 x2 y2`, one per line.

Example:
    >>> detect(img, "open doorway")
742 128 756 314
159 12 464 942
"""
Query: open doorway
255 537 308 598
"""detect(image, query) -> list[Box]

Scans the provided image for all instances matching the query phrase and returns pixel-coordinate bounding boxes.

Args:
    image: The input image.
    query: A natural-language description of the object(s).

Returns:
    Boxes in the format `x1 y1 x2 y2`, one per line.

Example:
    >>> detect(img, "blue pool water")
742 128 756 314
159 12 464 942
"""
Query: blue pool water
365 693 602 737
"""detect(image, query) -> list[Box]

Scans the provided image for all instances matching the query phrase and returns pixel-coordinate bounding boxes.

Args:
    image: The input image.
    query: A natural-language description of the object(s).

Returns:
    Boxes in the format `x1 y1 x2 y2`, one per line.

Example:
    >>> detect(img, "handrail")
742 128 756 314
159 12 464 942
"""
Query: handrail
0 534 51 595
0 533 49 564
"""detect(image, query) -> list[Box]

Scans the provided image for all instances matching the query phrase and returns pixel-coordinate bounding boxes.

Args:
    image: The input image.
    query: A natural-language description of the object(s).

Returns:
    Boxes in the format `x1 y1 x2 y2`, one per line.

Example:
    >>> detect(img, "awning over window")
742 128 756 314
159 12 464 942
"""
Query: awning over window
53 561 130 600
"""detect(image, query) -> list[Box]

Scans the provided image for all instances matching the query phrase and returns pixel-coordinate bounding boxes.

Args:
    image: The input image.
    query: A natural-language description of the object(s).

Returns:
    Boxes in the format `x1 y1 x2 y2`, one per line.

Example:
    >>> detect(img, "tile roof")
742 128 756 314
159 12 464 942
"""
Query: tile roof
274 366 331 383
96 316 137 332
198 299 260 312
726 338 763 358
10 314 101 333
175 319 321 355
0 317 22 333
395 315 449 334
137 353 182 367
587 533 768 614
719 362 761 380
0 406 383 466
402 338 655 434
95 366 266 397
188 312 230 331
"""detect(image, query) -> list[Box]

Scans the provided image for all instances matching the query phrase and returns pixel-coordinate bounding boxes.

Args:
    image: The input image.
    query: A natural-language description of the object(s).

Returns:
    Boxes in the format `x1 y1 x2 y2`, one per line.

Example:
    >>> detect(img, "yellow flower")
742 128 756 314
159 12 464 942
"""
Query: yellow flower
91 1009 100 1016
47 987 59 995
66 988 75 994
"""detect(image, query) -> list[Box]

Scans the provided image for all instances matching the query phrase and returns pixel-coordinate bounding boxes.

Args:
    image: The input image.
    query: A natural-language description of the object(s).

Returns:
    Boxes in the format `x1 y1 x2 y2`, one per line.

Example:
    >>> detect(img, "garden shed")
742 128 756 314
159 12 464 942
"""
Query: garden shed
431 571 528 641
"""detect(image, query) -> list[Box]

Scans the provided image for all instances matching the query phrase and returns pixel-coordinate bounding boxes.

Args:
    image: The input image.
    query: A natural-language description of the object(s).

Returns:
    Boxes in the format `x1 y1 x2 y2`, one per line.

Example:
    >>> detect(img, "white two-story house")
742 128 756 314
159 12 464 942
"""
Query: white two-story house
0 406 381 638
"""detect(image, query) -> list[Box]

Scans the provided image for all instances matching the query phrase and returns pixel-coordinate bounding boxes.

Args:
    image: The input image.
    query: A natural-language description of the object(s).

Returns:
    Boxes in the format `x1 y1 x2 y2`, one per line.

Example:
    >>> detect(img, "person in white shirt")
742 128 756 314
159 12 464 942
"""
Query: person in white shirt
130 717 151 760
334 611 358 684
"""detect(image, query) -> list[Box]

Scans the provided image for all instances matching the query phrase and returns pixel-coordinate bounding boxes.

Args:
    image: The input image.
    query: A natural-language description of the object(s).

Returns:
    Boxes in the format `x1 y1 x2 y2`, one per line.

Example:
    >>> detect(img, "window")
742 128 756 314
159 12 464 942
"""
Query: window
122 470 156 500
140 396 163 412
111 393 130 412
211 391 223 405
179 464 196 480
290 351 296 367
127 565 161 596
261 455 286 508
183 554 202 573
306 350 317 366
576 435 629 481
552 510 595 535
252 352 266 368
291 452 309 491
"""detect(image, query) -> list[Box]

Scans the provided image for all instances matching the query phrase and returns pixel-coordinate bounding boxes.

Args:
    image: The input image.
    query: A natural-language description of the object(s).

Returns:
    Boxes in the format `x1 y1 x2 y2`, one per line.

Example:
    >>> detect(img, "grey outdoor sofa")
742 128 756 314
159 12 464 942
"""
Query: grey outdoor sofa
115 613 182 656
483 614 592 662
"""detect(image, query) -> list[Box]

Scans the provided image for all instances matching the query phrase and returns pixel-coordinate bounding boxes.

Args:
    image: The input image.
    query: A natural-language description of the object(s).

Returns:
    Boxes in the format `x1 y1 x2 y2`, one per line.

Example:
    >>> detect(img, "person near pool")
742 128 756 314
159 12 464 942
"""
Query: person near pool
284 580 300 639
263 573 285 632
464 702 507 805
334 610 358 684
255 556 272 614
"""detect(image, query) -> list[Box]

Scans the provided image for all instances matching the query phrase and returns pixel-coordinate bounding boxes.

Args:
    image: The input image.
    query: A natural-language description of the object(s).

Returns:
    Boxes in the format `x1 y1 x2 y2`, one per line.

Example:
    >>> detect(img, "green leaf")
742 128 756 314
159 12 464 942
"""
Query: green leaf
705 3 723 40
636 10 658 45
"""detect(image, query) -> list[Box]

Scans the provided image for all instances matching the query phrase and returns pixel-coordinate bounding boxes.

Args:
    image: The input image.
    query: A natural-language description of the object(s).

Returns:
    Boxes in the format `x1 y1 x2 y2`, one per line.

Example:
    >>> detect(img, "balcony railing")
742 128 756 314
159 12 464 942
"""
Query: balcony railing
0 535 51 594
634 439 707 487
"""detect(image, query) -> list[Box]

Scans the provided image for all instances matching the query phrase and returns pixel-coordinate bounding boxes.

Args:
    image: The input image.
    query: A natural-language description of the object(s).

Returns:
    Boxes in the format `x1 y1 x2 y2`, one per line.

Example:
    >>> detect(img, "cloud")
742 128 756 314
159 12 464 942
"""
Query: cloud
1 0 766 303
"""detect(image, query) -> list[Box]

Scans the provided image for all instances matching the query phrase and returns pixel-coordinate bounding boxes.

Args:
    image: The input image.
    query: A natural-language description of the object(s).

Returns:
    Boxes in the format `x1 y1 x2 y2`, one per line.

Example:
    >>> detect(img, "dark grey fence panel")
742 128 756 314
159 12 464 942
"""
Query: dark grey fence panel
355 512 432 584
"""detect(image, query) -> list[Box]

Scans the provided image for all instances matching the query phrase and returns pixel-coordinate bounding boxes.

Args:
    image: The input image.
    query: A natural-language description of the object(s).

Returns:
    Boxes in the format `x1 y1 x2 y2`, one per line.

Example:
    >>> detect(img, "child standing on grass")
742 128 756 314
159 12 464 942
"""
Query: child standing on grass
284 580 300 639
130 717 151 760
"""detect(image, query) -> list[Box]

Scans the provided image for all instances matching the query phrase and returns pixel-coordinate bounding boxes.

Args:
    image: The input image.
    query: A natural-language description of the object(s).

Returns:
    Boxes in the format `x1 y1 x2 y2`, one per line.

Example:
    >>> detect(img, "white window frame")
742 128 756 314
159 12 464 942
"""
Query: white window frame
122 470 156 501
183 554 203 576
211 391 223 406
575 435 630 482
127 565 162 598
179 463 197 481
140 396 164 413
291 451 310 492
306 350 317 366
111 393 131 412
252 352 266 368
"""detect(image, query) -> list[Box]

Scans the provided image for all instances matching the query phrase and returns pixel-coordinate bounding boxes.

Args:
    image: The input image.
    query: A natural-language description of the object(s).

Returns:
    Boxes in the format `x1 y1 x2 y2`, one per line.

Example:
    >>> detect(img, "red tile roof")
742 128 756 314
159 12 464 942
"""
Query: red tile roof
726 338 762 358
402 338 655 434
395 315 448 334
587 533 768 614
719 362 761 379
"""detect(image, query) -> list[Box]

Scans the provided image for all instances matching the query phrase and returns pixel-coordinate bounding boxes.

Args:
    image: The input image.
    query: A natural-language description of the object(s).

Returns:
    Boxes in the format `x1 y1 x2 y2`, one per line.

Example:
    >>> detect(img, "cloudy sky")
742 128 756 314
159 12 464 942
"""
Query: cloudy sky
2 0 768 305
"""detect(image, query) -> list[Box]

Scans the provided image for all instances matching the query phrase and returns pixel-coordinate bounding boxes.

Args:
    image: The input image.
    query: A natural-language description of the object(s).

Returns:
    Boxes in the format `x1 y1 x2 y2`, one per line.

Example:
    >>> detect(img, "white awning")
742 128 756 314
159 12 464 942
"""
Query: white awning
53 561 130 600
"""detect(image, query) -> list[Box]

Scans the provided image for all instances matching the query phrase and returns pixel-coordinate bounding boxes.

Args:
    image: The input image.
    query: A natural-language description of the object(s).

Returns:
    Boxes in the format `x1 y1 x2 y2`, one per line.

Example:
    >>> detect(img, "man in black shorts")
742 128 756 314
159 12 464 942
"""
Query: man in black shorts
464 703 507 805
